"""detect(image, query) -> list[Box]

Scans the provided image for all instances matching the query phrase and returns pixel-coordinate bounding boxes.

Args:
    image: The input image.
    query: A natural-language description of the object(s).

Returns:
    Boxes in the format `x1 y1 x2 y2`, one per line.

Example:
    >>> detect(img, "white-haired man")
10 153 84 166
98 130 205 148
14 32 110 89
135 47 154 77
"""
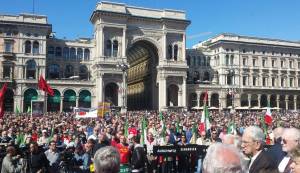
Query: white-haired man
278 128 300 173
202 143 247 173
241 126 277 173
94 146 120 173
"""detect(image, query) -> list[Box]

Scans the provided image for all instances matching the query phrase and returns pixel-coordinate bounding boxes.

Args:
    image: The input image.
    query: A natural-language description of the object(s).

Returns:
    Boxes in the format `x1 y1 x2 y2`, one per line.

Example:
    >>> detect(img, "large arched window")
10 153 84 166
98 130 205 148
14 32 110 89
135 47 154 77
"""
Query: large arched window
63 47 69 59
55 47 62 57
26 60 36 79
77 48 83 60
84 49 90 61
105 40 112 57
48 46 54 56
113 40 118 57
65 65 74 78
174 44 178 61
70 48 76 59
79 65 88 80
25 40 31 54
48 64 60 79
32 41 39 54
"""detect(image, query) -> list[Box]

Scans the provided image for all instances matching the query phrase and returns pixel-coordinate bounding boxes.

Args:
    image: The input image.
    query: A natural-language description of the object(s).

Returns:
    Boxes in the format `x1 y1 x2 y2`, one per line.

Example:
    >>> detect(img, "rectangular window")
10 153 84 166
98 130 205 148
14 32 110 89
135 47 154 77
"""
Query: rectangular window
272 78 275 87
225 56 229 66
281 78 284 87
290 61 293 68
298 62 300 69
272 60 275 67
243 76 247 86
298 78 300 87
253 77 256 86
3 66 11 79
263 77 266 86
290 78 294 87
253 59 256 66
4 41 13 53
243 58 247 66
281 60 284 68
262 59 266 67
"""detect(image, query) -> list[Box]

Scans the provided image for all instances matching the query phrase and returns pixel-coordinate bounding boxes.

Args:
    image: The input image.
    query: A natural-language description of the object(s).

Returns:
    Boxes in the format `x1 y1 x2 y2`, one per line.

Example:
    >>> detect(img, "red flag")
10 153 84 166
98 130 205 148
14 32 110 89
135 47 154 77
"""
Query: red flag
38 75 54 96
0 83 8 119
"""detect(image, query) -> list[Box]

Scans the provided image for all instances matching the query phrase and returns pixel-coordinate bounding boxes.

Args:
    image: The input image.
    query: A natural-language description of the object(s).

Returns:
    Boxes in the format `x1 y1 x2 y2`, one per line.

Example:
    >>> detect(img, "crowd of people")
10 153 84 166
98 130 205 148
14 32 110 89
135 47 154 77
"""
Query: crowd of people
0 109 299 173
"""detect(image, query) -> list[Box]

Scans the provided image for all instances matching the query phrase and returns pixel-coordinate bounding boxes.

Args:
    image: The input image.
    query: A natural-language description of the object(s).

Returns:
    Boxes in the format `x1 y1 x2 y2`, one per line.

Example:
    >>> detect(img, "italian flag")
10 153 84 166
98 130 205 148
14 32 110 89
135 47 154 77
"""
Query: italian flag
264 103 272 126
199 91 211 133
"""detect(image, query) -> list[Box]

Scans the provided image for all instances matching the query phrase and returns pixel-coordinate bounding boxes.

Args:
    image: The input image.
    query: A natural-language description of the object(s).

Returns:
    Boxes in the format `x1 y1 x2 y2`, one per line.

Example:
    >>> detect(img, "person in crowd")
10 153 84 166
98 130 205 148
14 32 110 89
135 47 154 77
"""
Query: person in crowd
37 130 49 146
131 135 146 173
278 128 300 173
0 131 12 143
74 145 90 173
116 135 131 170
144 132 158 172
290 146 300 173
93 146 120 173
44 140 60 173
241 126 277 173
1 145 24 173
202 143 247 173
266 127 285 167
27 142 50 173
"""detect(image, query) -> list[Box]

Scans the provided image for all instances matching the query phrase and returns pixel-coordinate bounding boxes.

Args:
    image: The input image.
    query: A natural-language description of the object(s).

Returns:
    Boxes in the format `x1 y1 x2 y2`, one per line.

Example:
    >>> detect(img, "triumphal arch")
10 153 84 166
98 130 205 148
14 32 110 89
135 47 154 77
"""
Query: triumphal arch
91 1 190 111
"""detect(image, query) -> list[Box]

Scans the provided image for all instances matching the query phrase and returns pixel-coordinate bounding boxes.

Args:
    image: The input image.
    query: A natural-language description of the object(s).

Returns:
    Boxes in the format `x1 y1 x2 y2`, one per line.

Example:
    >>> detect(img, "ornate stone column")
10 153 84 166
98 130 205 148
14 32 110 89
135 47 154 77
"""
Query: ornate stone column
182 76 187 108
60 97 63 112
276 95 280 108
122 27 127 58
248 94 251 107
294 96 297 111
285 95 289 110
196 91 200 107
258 94 261 107
159 75 167 110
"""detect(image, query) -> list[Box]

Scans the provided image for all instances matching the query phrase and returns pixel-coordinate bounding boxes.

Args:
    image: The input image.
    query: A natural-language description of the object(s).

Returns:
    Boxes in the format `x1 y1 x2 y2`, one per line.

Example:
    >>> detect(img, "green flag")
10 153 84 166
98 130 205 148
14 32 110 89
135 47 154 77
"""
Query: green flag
227 122 237 135
141 116 147 145
159 112 166 138
48 127 55 143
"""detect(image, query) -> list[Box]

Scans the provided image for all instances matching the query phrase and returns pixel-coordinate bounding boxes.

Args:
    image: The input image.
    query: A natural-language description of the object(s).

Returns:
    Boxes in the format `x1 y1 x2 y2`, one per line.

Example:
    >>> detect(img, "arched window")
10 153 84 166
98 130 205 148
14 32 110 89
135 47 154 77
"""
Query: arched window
168 45 173 59
113 40 118 57
48 46 54 56
65 65 74 78
48 64 60 79
77 48 83 60
79 65 88 80
63 47 69 59
55 47 62 57
25 40 31 54
106 40 112 57
84 49 90 61
70 48 76 59
32 41 39 54
26 60 36 79
174 44 178 61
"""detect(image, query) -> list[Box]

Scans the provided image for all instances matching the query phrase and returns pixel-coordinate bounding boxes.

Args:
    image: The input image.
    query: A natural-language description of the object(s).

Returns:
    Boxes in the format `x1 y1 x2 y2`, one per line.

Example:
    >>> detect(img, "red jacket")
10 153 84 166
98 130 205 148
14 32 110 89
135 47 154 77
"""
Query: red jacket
116 143 131 164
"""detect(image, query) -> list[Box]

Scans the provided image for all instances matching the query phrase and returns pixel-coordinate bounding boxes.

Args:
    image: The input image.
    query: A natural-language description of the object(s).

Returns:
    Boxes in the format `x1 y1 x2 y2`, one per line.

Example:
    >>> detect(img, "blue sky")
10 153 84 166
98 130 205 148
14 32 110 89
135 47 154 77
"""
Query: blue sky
1 0 300 48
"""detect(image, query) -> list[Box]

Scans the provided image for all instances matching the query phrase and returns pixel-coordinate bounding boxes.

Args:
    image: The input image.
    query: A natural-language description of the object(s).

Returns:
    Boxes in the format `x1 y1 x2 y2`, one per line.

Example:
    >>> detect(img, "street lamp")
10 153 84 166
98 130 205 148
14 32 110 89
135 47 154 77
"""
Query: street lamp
116 62 129 113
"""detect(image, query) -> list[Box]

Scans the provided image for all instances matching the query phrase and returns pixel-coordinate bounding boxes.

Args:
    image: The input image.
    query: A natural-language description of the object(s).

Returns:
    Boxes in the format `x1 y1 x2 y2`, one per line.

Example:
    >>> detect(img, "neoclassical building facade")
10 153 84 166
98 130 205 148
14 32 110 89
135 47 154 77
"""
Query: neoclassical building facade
1 2 300 112
187 33 300 111
0 1 189 112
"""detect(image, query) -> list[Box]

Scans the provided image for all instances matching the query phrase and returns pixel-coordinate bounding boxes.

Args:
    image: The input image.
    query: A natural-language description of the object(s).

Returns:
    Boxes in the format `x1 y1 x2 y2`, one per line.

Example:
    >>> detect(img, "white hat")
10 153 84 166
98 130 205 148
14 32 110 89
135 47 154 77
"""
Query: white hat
42 130 47 133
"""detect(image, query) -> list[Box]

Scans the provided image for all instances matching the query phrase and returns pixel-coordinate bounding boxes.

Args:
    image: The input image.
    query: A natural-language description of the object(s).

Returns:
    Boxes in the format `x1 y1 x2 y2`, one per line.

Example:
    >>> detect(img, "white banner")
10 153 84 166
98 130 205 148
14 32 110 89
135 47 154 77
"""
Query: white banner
74 107 98 118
